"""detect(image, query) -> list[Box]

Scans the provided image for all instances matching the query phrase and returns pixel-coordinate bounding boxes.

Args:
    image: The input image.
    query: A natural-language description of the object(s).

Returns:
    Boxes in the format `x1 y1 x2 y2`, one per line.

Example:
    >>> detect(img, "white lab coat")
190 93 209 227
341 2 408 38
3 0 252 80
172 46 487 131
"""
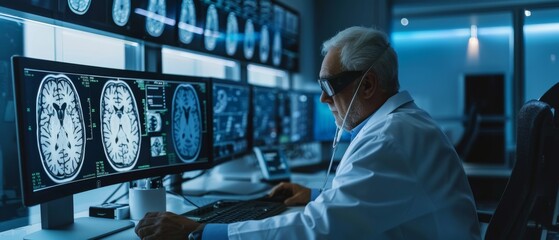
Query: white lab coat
228 91 481 239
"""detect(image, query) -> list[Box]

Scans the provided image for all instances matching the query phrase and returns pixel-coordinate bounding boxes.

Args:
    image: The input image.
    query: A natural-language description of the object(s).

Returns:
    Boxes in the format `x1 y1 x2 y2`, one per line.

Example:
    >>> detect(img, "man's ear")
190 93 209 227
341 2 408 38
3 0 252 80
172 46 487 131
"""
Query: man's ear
361 72 377 99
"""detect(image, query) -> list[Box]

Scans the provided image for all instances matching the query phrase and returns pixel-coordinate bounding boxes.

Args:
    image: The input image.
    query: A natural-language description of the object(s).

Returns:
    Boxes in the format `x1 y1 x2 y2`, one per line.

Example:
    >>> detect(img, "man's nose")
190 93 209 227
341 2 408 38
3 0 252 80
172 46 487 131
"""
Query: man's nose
319 91 331 103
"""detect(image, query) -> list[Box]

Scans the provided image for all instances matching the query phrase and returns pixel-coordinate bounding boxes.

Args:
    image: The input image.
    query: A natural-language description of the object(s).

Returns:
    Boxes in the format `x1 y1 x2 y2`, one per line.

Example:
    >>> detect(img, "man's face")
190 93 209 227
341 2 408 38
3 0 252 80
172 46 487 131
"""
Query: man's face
319 48 363 130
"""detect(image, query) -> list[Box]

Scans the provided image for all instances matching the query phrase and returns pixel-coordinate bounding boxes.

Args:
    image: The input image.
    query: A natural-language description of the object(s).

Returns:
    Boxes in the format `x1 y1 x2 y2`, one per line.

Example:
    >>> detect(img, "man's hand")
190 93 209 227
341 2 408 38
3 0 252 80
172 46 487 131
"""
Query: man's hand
269 182 311 206
135 212 201 240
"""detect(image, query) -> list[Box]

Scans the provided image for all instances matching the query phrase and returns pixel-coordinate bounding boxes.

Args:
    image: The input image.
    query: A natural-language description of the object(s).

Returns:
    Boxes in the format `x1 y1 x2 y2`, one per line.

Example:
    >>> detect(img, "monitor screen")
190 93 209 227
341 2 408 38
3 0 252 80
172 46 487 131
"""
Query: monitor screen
278 90 314 144
277 91 291 144
251 86 279 147
212 79 250 162
313 94 350 142
12 56 212 206
288 91 313 143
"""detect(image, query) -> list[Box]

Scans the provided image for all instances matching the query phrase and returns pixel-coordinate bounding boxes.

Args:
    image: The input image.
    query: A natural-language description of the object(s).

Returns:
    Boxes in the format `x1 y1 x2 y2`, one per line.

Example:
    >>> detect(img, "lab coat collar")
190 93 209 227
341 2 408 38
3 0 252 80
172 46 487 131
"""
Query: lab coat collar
366 91 414 126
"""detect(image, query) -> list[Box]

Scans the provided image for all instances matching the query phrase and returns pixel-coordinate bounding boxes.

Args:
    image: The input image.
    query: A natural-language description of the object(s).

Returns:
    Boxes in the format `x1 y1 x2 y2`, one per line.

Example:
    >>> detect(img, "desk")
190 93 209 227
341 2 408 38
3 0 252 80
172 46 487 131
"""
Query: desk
0 171 328 240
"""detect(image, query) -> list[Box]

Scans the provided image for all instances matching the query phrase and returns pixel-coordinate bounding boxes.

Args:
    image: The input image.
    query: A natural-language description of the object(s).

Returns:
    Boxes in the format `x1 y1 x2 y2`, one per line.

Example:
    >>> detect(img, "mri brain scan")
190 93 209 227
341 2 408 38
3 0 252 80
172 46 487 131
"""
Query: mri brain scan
112 0 131 27
204 4 219 51
36 74 86 183
259 25 270 63
146 111 162 132
68 0 91 15
225 12 239 56
273 31 282 66
146 0 167 37
213 89 227 113
243 19 255 60
172 84 202 162
100 80 141 172
178 0 197 44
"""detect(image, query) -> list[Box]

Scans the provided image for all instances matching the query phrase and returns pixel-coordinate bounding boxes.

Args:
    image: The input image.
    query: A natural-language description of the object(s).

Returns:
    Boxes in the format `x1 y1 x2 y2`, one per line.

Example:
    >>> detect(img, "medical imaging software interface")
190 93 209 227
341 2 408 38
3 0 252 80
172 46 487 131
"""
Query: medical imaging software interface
212 83 249 160
252 87 279 146
19 67 210 192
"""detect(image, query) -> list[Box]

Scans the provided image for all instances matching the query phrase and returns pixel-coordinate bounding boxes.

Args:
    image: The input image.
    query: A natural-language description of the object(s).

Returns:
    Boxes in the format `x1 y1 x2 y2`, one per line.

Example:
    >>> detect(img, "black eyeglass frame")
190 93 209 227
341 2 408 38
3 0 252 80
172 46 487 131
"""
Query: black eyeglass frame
317 71 364 97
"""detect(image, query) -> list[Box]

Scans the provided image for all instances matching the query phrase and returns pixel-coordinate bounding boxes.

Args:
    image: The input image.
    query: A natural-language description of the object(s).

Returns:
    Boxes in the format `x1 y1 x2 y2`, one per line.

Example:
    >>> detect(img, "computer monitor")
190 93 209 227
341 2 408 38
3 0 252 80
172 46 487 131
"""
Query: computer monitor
288 91 314 143
277 90 314 144
277 90 291 144
251 86 279 147
211 79 250 163
312 93 350 142
11 56 212 239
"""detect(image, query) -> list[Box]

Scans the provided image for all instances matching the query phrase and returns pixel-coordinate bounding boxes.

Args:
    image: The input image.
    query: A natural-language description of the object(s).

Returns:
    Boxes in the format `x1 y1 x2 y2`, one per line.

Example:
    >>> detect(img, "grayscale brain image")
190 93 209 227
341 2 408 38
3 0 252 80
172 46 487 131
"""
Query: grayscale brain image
172 84 202 162
17 62 210 193
36 74 86 183
100 80 141 172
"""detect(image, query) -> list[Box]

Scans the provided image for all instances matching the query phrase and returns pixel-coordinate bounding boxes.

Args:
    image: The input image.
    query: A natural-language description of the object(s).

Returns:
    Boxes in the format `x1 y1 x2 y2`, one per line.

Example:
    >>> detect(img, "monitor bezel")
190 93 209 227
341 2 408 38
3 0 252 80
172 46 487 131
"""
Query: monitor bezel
210 78 251 164
12 56 213 206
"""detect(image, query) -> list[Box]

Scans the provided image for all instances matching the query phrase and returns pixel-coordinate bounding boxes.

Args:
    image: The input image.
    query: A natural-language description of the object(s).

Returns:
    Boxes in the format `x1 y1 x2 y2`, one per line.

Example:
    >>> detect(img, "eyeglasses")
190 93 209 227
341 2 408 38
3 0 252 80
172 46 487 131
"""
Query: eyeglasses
318 71 364 97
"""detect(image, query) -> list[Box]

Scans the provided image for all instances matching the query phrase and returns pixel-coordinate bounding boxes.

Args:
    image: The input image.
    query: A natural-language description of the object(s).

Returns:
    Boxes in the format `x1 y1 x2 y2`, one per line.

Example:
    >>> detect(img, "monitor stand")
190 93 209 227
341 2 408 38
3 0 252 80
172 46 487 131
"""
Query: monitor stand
24 195 134 240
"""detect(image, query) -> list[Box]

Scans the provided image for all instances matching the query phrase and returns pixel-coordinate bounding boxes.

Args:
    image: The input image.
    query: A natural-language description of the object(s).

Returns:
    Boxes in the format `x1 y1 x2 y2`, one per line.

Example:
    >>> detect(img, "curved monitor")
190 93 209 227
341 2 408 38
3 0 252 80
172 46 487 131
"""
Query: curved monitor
211 79 250 163
12 56 213 207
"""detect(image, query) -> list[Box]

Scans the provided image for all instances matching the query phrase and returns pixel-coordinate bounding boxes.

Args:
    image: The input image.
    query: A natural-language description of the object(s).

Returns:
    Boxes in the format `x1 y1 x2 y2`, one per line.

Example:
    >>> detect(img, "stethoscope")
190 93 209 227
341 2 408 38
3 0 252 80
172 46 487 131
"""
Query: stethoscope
319 64 374 192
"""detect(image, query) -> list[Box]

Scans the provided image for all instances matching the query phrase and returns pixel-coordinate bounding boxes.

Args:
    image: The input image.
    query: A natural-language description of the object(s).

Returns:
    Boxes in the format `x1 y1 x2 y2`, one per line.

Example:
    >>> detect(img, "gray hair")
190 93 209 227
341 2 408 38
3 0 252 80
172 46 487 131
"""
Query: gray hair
321 26 399 94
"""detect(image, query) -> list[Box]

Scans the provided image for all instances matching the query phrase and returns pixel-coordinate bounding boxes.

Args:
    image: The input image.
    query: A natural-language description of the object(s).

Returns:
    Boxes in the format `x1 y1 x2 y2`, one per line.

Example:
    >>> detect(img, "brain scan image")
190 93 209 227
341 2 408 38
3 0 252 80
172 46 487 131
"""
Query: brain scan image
213 89 227 113
204 4 219 51
259 25 270 63
273 31 282 66
100 80 141 172
146 111 162 132
225 12 239 56
146 0 167 37
68 0 91 15
112 0 131 27
178 0 196 44
172 84 202 162
150 136 166 157
243 19 255 59
36 74 86 183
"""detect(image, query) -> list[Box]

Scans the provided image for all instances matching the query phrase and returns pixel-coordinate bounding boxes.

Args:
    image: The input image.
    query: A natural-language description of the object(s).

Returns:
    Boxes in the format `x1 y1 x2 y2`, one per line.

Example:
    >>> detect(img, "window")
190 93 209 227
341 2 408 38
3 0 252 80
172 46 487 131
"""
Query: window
524 8 559 101
392 12 514 164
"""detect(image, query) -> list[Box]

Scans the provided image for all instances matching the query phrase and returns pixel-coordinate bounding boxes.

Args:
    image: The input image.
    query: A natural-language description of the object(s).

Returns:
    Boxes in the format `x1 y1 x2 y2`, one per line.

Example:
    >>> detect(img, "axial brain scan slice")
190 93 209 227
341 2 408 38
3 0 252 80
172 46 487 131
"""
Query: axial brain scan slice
172 84 202 162
68 0 92 15
100 80 141 172
112 0 131 27
225 12 239 56
273 31 282 66
203 4 219 51
36 74 86 183
178 0 197 44
259 25 270 63
146 0 167 37
244 19 255 59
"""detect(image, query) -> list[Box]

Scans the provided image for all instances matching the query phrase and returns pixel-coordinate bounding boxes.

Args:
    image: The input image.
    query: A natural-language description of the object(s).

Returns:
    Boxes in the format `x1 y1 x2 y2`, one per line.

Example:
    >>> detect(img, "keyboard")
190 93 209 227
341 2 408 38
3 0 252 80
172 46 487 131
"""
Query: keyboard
182 199 286 223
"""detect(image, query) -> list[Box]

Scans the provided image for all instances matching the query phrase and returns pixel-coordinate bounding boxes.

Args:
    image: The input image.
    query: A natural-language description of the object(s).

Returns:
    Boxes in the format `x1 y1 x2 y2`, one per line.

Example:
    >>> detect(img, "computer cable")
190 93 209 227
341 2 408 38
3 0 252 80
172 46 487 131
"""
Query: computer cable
166 190 200 208
102 182 126 204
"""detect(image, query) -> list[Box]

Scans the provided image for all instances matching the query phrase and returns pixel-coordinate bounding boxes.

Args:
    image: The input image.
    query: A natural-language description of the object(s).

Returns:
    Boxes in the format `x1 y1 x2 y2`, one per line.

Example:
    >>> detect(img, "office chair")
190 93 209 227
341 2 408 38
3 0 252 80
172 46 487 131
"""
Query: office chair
482 99 559 240
455 105 481 161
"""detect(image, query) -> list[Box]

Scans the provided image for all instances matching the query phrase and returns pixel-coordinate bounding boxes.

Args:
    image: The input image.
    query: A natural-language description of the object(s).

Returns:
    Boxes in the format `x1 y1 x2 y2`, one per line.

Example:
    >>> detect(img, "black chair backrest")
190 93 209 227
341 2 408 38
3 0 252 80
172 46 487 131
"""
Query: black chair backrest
484 100 556 240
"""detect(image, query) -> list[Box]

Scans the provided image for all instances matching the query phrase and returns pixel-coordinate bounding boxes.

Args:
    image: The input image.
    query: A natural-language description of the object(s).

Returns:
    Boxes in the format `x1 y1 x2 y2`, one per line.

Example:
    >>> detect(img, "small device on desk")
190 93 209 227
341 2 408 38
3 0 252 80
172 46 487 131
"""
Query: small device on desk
253 147 291 183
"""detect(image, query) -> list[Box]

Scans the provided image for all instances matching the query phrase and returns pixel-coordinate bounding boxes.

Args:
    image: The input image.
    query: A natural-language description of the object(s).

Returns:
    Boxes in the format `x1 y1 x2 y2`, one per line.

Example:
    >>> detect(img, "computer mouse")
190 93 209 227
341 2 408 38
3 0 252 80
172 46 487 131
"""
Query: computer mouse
259 193 291 203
